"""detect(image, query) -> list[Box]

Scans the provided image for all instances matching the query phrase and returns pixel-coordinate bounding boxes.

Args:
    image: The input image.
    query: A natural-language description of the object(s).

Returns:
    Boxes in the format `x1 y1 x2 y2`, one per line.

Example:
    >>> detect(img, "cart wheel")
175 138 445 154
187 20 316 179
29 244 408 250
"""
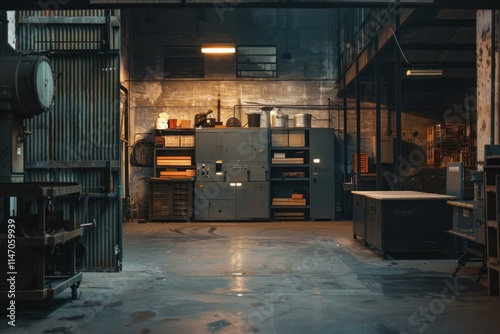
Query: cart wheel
71 285 78 300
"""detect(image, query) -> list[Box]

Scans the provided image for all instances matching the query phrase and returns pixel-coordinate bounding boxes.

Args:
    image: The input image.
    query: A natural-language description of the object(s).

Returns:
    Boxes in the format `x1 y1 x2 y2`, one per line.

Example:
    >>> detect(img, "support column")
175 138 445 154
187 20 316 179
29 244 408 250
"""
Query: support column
375 39 382 190
477 10 500 161
394 14 402 190
355 59 361 190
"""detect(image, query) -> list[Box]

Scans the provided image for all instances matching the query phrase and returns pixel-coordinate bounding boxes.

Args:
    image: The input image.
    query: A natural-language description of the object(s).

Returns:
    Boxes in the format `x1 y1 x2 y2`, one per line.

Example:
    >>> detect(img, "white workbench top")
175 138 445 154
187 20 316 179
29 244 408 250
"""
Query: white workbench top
447 200 474 209
351 190 457 200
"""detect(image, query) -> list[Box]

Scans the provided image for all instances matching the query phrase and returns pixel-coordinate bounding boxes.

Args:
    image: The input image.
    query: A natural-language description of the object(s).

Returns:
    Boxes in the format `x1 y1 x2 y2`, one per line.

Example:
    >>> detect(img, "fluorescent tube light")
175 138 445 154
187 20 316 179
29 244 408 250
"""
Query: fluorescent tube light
201 44 235 54
406 69 443 76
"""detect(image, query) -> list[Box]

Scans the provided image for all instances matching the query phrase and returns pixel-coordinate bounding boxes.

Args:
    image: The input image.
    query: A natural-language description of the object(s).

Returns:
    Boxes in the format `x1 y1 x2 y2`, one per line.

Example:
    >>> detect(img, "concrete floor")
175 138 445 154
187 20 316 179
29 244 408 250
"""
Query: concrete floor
2 220 500 334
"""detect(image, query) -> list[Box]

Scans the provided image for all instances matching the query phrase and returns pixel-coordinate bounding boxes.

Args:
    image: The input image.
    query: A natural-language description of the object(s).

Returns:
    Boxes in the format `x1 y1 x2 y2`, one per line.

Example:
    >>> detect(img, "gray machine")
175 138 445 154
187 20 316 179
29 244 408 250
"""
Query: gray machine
194 128 269 220
310 128 336 220
0 11 83 302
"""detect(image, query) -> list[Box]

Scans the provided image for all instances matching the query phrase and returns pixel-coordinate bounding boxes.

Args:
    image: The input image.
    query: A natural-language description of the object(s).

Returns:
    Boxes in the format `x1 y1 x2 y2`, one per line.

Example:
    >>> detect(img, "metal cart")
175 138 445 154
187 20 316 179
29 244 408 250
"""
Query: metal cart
0 182 83 301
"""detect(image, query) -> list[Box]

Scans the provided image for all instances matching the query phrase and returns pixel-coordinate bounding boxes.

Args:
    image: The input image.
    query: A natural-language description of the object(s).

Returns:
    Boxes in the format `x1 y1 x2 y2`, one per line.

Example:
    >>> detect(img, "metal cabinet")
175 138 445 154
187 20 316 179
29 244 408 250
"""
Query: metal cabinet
194 128 269 221
194 182 236 220
269 128 336 221
194 181 268 220
196 129 268 163
236 182 269 219
310 128 336 220
352 193 366 241
149 180 193 221
269 129 310 220
352 191 455 259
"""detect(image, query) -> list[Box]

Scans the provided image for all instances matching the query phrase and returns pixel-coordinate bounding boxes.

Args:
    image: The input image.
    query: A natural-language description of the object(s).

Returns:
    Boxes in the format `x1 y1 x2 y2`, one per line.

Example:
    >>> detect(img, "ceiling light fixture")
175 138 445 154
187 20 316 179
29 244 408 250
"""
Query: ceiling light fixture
201 44 235 54
406 69 443 76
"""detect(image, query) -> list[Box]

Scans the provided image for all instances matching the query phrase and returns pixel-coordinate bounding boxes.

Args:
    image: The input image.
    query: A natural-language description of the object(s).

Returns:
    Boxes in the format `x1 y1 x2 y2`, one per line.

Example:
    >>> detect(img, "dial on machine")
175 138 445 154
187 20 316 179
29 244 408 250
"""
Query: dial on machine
0 13 55 182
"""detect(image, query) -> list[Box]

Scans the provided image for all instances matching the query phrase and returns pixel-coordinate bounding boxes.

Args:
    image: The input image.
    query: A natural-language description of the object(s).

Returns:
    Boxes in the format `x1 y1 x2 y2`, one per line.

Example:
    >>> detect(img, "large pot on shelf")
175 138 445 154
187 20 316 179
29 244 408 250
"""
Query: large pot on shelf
271 109 288 128
293 113 312 128
246 112 261 127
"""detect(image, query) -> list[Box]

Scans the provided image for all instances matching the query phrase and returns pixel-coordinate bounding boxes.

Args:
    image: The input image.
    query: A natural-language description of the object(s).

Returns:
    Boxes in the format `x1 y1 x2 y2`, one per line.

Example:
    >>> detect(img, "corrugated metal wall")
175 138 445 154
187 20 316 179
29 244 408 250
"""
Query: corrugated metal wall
18 9 120 51
19 10 122 271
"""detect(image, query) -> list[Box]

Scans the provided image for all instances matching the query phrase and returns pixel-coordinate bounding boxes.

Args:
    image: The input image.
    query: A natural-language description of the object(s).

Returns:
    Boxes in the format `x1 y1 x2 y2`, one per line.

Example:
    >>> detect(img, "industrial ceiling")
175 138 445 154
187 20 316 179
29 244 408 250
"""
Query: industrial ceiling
336 6 478 108
0 0 495 107
1 0 500 10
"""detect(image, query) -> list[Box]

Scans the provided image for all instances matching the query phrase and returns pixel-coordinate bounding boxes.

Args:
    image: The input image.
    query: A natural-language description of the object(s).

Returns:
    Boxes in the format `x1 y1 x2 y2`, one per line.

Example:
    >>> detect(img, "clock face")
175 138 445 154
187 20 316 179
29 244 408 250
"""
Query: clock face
34 57 55 112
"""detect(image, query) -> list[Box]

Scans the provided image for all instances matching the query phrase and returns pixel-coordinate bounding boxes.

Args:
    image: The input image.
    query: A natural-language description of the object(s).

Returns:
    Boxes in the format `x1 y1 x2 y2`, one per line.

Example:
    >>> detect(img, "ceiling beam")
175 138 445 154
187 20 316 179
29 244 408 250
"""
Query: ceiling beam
401 61 476 68
401 43 475 50
405 19 476 28
435 0 500 9
89 0 436 8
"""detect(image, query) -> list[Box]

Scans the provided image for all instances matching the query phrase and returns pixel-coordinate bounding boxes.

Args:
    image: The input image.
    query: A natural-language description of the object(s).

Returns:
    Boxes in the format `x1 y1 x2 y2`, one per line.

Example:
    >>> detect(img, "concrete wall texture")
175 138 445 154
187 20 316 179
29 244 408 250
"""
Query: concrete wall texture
124 8 341 217
121 7 475 218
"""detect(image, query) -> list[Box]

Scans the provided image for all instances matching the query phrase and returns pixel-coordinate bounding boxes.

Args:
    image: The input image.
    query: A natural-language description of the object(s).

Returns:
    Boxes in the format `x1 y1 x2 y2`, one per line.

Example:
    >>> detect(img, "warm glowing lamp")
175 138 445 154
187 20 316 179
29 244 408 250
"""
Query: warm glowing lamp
201 44 236 54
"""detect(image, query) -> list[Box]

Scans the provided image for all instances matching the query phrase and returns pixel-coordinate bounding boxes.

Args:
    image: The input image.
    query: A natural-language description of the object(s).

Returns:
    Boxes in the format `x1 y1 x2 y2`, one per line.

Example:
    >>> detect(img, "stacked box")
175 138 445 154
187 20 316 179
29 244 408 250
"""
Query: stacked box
289 131 305 147
272 131 289 147
180 135 195 147
164 135 180 147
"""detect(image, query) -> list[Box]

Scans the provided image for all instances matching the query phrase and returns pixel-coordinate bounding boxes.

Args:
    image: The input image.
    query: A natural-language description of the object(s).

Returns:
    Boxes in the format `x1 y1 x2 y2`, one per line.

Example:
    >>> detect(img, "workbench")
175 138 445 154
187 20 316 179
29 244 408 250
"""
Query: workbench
352 191 456 259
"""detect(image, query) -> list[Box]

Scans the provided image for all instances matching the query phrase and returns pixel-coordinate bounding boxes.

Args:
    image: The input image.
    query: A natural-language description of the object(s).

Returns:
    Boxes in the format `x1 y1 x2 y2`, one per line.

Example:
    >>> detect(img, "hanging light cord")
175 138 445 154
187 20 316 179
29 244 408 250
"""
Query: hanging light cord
390 28 448 66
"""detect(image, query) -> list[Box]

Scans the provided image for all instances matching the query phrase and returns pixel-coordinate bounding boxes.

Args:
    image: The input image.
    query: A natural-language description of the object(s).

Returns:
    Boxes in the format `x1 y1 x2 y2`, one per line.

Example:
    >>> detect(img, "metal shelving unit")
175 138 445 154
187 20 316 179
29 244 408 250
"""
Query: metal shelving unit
150 129 195 222
269 129 310 220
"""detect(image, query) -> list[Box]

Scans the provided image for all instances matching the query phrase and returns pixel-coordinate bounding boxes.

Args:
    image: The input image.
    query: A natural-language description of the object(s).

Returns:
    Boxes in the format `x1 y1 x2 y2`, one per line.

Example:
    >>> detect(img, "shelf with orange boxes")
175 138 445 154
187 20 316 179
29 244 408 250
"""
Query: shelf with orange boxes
153 129 196 180
269 128 311 220
151 129 195 221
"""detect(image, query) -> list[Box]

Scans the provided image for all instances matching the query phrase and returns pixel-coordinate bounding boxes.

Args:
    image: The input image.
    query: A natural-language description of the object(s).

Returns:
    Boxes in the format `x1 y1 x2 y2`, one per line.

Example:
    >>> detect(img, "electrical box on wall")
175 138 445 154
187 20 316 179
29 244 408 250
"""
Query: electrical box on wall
371 135 393 163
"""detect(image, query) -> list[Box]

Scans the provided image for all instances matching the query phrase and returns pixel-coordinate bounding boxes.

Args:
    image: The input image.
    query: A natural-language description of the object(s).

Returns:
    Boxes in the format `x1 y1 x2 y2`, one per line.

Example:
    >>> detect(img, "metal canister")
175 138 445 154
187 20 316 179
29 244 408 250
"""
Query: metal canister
246 112 261 127
260 109 271 128
293 113 312 128
271 109 288 127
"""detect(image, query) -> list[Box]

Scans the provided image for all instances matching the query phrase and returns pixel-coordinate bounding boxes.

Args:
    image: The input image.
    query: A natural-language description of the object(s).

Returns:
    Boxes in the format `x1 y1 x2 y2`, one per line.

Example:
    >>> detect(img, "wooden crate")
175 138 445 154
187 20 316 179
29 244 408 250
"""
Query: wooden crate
272 131 289 147
289 131 305 147
180 135 195 147
164 135 180 147
154 136 165 147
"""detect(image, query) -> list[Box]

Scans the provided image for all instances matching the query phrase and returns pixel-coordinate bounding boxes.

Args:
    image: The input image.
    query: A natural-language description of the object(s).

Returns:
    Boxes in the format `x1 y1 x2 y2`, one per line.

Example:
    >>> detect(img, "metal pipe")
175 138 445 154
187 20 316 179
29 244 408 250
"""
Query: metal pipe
232 104 341 127
343 76 348 182
328 98 332 128
217 97 221 122
356 59 361 190
394 14 402 190
327 98 341 132
375 38 382 190
120 84 130 202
